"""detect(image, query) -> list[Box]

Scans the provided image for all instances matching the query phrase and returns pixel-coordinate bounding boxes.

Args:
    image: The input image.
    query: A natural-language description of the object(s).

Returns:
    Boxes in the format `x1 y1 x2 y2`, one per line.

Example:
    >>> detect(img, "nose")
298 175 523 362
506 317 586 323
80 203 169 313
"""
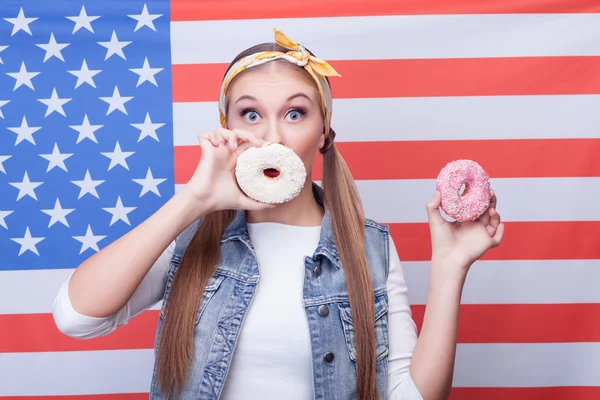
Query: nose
263 121 284 145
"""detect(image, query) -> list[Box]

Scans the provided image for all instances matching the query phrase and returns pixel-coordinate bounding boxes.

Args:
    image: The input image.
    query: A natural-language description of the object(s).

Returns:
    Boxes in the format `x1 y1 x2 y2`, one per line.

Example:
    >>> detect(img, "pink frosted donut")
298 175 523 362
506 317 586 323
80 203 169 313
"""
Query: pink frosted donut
436 159 491 222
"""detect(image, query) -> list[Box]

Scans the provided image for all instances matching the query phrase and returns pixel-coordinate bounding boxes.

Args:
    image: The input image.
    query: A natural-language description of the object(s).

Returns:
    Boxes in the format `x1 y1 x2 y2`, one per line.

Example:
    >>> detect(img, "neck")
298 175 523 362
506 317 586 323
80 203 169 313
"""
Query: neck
246 180 324 226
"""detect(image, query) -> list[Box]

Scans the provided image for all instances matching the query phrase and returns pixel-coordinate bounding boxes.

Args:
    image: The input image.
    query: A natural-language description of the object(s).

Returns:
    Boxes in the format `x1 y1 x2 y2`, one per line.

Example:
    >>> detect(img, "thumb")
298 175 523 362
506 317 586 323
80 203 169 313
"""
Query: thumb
426 191 446 227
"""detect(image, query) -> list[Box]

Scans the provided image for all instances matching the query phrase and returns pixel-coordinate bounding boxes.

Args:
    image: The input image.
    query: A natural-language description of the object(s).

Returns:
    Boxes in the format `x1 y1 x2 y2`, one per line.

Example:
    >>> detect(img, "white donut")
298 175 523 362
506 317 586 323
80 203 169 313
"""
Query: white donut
235 142 307 204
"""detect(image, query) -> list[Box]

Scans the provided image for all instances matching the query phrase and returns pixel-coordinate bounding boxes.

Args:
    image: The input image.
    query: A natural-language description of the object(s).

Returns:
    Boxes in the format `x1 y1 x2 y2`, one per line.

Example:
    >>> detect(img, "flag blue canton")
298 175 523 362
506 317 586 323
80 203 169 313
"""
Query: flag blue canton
0 0 174 271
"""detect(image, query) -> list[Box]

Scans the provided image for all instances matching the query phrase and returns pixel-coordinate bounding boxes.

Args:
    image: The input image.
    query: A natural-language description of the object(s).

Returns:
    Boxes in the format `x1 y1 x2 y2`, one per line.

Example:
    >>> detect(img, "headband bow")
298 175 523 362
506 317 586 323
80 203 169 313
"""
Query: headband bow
218 28 341 133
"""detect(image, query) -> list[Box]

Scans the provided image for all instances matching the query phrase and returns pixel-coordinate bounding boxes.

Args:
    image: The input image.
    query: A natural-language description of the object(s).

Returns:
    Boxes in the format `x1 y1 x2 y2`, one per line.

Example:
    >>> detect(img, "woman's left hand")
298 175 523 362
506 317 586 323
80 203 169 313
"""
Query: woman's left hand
425 189 504 277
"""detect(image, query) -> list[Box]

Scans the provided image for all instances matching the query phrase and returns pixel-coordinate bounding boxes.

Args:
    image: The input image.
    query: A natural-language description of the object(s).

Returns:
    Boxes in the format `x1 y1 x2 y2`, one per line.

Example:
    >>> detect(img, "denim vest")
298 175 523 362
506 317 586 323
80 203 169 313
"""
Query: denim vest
149 184 391 399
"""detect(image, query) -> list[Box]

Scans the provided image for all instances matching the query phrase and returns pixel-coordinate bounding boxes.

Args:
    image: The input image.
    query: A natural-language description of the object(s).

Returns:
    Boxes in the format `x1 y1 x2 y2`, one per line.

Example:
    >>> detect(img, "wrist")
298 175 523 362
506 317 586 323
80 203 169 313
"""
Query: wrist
430 256 469 286
176 185 215 219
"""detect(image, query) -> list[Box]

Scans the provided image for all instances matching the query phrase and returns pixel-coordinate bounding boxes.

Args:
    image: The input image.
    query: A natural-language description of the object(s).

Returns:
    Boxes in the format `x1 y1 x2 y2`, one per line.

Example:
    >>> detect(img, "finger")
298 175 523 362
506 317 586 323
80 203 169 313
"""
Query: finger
215 128 245 150
209 131 220 147
478 208 491 226
226 131 238 150
490 222 505 248
235 140 254 157
425 191 446 228
198 132 211 152
486 208 501 236
231 128 264 147
489 188 497 210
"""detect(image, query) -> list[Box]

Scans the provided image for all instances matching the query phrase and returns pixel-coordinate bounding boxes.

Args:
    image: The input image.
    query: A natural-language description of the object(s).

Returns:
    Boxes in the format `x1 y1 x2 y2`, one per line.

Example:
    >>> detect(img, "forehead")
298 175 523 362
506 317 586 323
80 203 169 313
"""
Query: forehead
228 63 319 102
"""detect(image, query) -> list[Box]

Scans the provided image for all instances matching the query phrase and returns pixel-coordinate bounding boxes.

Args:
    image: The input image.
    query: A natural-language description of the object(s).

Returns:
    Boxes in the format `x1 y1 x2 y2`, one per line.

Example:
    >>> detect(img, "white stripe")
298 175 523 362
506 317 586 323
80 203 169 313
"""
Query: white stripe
6 257 599 315
354 177 600 223
3 344 600 395
0 349 154 396
0 268 162 315
170 14 600 64
4 257 600 314
403 260 600 305
453 343 600 387
177 176 600 223
172 96 600 146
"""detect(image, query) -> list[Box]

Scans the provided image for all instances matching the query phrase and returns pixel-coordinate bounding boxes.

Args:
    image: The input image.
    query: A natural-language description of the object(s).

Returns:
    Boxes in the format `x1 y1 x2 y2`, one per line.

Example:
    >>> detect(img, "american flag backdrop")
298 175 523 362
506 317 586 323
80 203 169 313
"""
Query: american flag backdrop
1 0 600 398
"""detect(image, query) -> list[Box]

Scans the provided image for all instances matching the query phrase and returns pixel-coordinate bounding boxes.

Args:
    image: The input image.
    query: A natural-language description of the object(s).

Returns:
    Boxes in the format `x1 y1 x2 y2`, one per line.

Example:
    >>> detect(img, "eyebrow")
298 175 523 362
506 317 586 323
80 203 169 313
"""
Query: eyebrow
234 92 313 104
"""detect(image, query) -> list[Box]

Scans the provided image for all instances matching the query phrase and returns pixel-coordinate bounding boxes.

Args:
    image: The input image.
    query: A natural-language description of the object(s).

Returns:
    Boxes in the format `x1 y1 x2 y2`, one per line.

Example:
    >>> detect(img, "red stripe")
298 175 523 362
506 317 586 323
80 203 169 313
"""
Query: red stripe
5 291 600 352
172 57 600 102
449 387 600 400
411 303 600 343
0 312 159 353
173 139 600 184
391 221 600 262
171 0 600 21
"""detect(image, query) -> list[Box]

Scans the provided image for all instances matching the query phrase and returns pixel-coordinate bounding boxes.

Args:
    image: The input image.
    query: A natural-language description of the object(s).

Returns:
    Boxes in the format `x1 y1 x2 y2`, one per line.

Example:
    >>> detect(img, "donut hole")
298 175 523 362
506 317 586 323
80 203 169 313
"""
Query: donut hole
459 183 468 196
263 168 280 178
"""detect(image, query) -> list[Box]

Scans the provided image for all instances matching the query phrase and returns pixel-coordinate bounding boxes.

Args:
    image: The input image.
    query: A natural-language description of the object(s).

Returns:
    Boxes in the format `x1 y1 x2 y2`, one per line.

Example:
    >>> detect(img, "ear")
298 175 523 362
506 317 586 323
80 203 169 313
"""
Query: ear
318 126 326 150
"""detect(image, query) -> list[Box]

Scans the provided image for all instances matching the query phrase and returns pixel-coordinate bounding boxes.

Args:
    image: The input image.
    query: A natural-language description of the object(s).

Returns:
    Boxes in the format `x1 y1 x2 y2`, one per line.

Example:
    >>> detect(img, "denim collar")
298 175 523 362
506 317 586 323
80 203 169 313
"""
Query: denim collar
221 182 341 269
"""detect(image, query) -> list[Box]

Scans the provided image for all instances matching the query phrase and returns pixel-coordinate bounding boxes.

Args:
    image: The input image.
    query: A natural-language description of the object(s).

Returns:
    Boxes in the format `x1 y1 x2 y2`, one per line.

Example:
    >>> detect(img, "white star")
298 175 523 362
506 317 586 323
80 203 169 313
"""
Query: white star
4 8 38 36
68 59 101 89
36 33 70 62
0 100 9 118
9 171 43 201
41 198 75 228
66 5 100 34
73 225 106 254
129 57 163 87
131 112 165 142
100 141 135 170
99 86 133 115
6 61 40 91
7 116 42 146
71 169 104 199
103 196 136 226
69 114 103 144
97 30 131 60
128 4 162 32
133 168 167 197
38 88 72 117
11 226 45 256
0 155 11 173
0 210 13 229
39 143 73 172
0 45 7 64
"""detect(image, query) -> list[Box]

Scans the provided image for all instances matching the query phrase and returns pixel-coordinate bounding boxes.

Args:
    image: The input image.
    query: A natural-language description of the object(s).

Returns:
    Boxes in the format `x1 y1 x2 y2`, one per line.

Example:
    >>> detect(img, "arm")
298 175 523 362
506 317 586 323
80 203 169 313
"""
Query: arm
51 128 273 336
386 236 424 400
405 261 464 400
52 239 175 338
386 236 463 400
61 186 210 319
387 189 503 400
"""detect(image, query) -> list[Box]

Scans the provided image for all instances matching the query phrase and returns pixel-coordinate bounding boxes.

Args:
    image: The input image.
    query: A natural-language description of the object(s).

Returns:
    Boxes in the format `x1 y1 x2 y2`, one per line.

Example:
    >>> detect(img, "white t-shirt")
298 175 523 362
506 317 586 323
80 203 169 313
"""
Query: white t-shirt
53 222 423 399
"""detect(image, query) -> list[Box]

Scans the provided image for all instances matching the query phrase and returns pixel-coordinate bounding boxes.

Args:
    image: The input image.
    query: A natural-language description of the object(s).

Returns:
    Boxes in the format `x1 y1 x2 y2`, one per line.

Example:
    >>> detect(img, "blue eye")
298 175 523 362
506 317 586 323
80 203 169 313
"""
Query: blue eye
240 108 261 122
286 108 306 121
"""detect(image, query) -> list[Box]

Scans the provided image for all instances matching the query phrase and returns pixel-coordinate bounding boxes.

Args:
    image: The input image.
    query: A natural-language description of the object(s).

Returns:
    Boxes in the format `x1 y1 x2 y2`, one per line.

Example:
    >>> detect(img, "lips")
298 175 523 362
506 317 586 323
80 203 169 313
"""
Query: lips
263 168 280 178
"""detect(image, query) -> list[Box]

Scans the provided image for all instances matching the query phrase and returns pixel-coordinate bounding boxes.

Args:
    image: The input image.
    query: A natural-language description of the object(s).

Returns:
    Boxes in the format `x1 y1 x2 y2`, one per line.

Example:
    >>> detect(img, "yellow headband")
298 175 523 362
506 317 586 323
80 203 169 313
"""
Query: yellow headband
218 28 341 133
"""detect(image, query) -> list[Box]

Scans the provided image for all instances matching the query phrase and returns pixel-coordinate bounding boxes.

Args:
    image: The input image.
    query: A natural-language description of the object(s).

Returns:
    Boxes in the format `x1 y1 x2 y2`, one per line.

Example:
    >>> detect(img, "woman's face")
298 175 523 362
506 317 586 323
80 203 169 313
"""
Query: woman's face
226 63 325 178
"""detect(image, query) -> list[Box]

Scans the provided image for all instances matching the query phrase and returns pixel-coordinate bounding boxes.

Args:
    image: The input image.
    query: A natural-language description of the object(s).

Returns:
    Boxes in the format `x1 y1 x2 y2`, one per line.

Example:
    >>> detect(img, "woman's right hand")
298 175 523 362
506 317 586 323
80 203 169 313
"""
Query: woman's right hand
182 127 275 213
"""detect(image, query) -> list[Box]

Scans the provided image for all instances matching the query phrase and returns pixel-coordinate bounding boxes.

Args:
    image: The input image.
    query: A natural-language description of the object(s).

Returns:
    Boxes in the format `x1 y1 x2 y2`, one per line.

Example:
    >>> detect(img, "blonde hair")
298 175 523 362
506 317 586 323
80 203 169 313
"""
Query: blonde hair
156 42 379 400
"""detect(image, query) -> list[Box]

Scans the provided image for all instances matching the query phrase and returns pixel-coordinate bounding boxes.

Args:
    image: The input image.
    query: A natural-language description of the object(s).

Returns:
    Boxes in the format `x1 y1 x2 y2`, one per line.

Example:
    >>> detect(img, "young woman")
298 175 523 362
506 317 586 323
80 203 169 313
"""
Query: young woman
53 29 504 400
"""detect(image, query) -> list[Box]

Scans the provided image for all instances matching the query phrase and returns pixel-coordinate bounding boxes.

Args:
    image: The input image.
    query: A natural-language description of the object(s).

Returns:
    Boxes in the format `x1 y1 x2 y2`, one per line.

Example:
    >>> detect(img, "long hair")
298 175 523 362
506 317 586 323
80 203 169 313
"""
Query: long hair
156 42 379 400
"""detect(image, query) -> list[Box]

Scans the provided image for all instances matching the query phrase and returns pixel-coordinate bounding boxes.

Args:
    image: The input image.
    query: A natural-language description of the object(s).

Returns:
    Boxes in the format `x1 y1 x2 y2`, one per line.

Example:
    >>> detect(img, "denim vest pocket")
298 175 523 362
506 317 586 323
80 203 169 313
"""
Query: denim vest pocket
159 255 227 325
337 294 389 364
